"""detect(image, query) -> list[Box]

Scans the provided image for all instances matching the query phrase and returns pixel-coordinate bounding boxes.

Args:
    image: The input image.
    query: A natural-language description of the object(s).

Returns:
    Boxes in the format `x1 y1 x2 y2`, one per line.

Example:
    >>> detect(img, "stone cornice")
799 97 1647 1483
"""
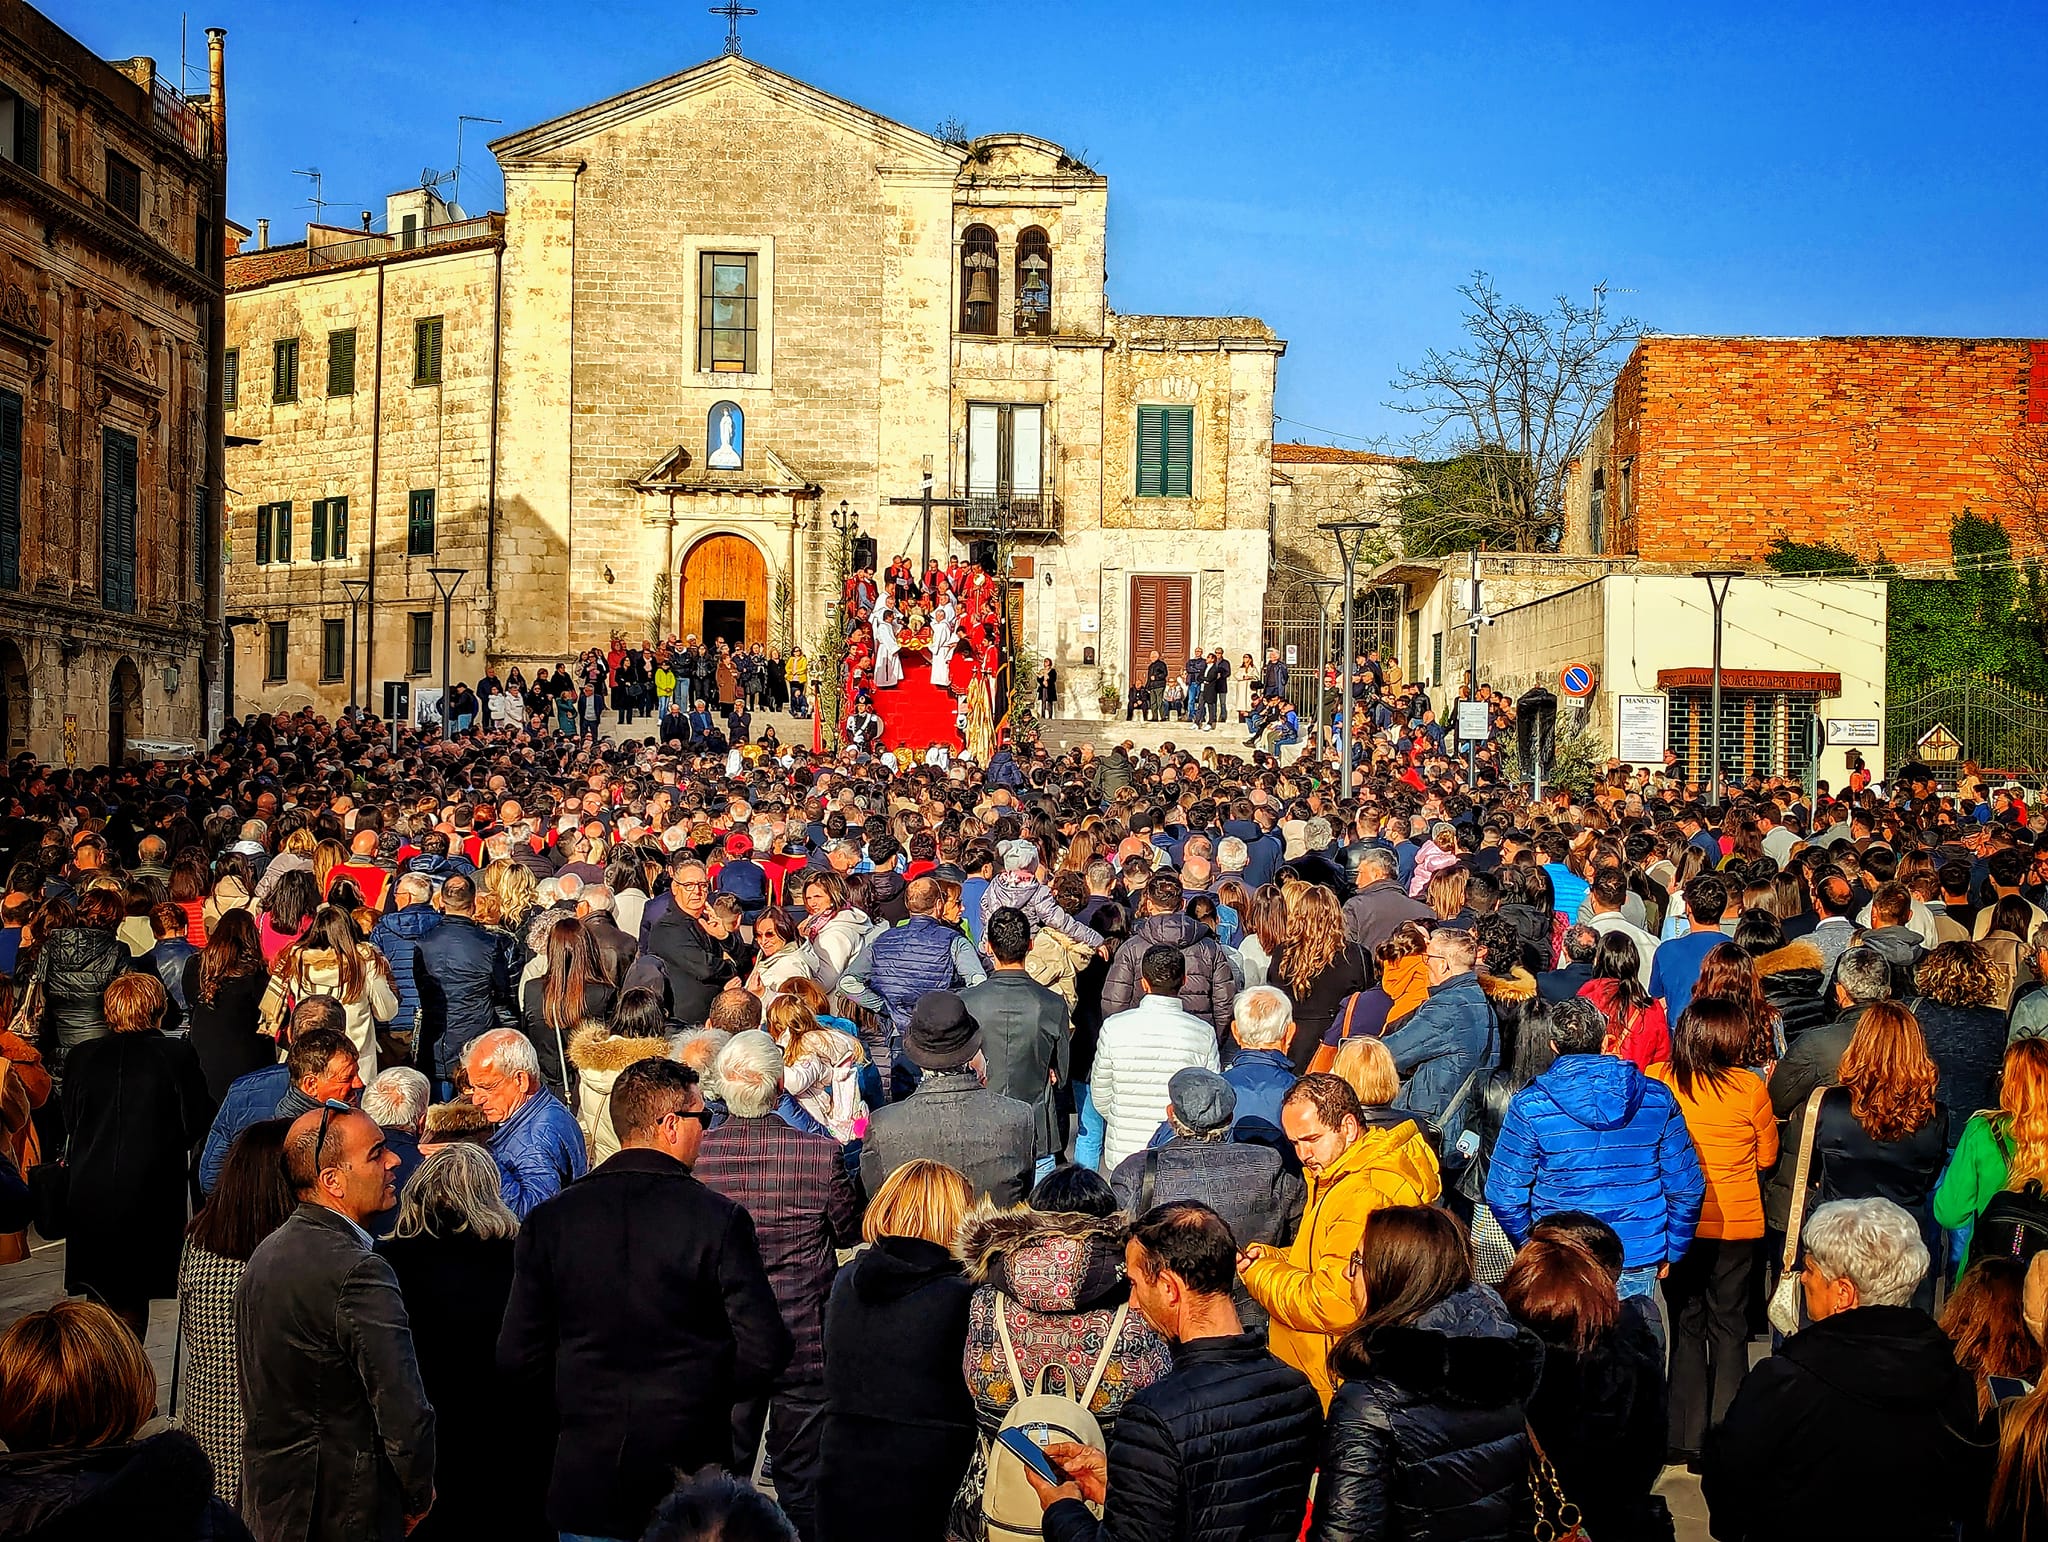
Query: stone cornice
0 155 222 306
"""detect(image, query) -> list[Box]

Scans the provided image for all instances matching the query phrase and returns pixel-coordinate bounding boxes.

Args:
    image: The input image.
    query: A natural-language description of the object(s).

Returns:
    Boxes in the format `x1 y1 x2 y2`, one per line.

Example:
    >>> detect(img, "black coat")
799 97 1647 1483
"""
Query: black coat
1275 942 1374 1071
1522 1305 1670 1542
180 962 272 1103
1701 1305 1981 1542
60 1031 213 1307
817 1236 977 1542
377 1233 548 1542
1309 1286 1543 1542
412 915 512 1078
519 976 617 1102
0 1425 254 1542
1755 940 1829 1046
237 1205 438 1542
33 925 130 1081
497 1147 792 1540
1043 1331 1321 1542
1909 996 2008 1133
644 908 742 1028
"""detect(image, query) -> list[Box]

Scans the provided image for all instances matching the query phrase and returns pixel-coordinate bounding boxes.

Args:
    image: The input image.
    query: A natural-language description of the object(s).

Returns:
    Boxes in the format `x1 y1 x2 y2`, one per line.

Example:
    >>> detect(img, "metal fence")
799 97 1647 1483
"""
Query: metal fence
1262 582 1400 720
1887 672 2048 785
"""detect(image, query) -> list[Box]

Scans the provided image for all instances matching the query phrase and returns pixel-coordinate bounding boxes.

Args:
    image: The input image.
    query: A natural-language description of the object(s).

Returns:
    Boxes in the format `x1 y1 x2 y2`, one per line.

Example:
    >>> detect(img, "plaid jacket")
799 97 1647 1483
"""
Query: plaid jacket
694 1114 863 1382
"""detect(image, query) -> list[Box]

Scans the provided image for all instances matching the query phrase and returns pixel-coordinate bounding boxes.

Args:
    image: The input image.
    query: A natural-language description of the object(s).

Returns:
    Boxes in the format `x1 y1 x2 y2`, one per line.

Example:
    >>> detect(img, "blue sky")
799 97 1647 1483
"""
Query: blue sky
69 0 2048 447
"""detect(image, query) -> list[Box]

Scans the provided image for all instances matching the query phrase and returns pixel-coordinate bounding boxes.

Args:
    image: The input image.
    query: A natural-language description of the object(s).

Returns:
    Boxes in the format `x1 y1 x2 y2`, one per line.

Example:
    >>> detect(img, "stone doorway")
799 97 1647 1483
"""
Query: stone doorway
679 533 767 647
108 656 142 766
0 640 26 759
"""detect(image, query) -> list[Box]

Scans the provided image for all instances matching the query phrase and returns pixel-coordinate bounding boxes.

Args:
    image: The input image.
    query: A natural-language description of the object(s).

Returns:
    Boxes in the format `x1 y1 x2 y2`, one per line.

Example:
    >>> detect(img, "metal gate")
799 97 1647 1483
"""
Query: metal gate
1886 673 2048 784
1262 580 1399 719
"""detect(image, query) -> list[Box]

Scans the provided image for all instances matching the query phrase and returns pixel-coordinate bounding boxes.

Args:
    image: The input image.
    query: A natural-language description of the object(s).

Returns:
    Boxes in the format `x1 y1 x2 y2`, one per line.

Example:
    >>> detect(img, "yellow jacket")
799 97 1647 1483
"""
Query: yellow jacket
1241 1116 1443 1408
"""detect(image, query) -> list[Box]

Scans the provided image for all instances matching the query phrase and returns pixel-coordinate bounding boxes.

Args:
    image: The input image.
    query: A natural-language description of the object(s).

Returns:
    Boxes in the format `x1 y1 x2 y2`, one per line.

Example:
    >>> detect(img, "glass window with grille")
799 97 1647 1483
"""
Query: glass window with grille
698 254 757 373
1668 690 1822 787
413 317 442 386
272 338 298 403
1135 405 1193 498
321 619 345 682
409 612 433 676
406 490 435 556
265 621 288 682
328 329 356 396
307 496 347 561
222 348 239 408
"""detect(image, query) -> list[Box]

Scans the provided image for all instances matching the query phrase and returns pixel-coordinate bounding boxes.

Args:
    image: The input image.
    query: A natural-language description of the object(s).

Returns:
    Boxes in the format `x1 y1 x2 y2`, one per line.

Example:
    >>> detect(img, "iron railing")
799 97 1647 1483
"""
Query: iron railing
307 214 503 269
953 493 1060 536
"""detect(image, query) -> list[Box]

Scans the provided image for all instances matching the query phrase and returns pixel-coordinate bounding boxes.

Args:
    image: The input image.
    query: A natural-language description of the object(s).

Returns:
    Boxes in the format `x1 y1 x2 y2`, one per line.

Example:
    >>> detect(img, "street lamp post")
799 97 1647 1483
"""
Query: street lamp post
826 502 860 736
340 578 370 713
427 567 468 738
1320 520 1382 784
1695 570 1743 803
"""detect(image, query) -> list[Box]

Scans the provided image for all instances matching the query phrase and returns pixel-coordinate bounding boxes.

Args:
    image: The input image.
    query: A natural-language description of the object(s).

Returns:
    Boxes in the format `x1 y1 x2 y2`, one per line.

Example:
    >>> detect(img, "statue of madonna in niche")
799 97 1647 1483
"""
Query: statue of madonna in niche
708 401 744 470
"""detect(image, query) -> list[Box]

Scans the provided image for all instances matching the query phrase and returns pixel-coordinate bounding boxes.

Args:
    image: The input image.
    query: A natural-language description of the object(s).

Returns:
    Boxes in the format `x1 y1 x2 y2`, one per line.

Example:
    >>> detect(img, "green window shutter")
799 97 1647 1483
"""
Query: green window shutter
193 484 207 587
16 103 39 175
255 503 271 565
100 428 137 613
1163 407 1193 498
0 390 19 591
415 318 443 385
328 329 355 396
309 499 327 562
275 501 292 563
222 348 238 408
407 490 435 555
273 339 297 402
1136 406 1166 497
330 496 348 559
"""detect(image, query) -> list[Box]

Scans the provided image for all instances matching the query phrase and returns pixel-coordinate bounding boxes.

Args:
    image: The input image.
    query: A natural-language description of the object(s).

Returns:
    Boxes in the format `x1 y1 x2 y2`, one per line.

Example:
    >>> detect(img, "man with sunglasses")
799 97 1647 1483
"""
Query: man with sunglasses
238 1100 436 1542
500 1057 790 1542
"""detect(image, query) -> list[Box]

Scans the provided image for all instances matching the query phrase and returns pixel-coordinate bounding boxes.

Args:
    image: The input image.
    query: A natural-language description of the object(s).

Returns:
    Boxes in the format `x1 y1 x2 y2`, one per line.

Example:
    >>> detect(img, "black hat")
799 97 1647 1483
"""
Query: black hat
904 992 982 1071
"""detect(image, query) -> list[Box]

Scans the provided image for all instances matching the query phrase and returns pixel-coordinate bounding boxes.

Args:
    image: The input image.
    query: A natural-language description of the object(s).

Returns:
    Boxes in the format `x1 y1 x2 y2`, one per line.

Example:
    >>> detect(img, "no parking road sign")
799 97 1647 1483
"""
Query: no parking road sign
1561 665 1594 698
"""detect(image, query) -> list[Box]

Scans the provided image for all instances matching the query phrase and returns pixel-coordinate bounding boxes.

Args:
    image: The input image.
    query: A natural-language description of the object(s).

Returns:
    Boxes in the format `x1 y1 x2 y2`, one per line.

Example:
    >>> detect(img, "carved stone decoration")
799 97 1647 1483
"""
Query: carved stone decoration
95 321 154 381
1099 567 1124 685
1200 568 1225 652
0 279 39 335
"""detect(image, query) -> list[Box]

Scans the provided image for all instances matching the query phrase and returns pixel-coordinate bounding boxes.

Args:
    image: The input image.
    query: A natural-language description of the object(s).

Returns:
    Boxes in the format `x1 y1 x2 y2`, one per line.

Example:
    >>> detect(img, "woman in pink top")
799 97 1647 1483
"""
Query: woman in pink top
255 868 319 963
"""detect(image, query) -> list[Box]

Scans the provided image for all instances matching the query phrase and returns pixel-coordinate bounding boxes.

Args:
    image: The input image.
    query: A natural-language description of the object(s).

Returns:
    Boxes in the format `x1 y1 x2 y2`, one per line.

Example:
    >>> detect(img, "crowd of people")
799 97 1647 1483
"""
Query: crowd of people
0 691 2047 1542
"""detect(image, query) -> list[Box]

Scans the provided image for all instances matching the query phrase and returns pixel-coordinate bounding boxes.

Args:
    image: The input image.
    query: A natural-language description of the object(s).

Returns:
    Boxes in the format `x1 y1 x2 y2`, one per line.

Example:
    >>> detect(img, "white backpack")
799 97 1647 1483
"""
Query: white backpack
982 1296 1129 1540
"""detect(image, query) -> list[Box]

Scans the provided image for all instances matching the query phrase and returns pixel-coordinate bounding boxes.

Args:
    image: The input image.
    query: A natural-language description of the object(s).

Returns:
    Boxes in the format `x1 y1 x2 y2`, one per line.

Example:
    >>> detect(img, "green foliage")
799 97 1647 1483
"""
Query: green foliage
815 537 853 744
649 571 670 644
1763 512 2048 697
1497 708 1606 796
1394 448 1541 556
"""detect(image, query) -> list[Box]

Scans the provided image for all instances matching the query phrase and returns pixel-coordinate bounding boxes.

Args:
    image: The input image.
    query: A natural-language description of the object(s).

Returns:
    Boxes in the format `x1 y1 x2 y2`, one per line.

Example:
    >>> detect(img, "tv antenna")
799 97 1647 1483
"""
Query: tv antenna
291 167 327 223
454 115 501 212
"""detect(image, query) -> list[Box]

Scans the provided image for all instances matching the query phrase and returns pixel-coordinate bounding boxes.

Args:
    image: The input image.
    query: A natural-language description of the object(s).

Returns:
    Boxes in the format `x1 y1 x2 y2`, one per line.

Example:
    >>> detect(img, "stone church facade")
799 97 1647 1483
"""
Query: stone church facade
225 54 1282 720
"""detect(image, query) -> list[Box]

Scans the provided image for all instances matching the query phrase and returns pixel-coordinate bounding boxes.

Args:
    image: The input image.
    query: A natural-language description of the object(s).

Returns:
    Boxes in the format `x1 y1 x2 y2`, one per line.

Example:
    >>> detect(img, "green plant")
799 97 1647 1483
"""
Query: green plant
813 533 853 745
771 569 795 653
649 571 670 643
1098 679 1123 716
1006 639 1039 742
1497 709 1605 796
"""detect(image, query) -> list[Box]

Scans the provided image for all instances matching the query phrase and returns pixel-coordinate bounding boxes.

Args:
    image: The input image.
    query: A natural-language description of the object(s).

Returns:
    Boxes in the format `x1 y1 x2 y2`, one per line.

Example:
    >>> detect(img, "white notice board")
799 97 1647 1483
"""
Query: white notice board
1616 694 1668 763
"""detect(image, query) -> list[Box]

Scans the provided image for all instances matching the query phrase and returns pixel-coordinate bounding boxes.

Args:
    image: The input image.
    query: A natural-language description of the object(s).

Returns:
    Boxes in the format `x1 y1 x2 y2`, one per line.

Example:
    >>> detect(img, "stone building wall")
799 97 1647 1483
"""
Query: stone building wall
1561 335 2047 565
0 1 220 764
1268 444 1407 579
223 236 501 718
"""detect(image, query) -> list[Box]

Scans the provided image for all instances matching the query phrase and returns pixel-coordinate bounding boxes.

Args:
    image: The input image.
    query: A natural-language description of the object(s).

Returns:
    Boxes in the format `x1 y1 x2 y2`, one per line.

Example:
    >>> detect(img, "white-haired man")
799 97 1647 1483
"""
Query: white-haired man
453 1028 586 1219
692 1031 859 1542
362 1065 431 1236
1703 1197 1977 1542
1225 985 1301 1142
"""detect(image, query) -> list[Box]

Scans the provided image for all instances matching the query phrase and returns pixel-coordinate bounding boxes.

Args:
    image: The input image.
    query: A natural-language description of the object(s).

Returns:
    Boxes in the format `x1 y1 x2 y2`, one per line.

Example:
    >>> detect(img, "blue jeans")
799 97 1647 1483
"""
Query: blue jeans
1619 1264 1667 1358
1074 1082 1105 1171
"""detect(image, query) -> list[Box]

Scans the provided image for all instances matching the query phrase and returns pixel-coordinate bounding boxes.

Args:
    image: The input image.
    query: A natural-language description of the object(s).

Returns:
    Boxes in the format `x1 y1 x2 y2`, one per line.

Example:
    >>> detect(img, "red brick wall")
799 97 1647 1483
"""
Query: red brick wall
1624 336 2041 564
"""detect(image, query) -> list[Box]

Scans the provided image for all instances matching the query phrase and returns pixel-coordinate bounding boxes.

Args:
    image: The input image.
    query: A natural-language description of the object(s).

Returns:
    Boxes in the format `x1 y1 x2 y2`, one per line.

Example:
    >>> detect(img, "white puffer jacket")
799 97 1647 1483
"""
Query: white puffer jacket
800 907 870 993
1089 994 1222 1173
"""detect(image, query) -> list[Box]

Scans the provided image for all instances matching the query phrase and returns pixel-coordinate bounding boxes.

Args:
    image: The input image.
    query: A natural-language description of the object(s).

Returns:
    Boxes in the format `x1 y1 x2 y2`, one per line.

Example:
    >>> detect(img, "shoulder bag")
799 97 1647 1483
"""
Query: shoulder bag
1767 1086 1828 1336
6 973 44 1045
1306 992 1362 1077
1526 1422 1588 1542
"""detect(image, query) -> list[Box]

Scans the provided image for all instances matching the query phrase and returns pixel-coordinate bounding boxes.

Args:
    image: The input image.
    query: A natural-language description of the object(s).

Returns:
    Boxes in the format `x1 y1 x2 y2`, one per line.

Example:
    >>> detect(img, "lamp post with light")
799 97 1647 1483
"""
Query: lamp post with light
1695 569 1742 802
427 567 467 737
1320 520 1382 781
341 578 370 712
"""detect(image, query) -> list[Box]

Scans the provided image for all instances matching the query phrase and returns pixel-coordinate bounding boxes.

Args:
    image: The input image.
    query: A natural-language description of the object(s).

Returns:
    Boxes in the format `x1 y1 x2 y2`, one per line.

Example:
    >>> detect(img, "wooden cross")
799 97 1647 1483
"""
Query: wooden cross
710 0 757 56
887 474 971 575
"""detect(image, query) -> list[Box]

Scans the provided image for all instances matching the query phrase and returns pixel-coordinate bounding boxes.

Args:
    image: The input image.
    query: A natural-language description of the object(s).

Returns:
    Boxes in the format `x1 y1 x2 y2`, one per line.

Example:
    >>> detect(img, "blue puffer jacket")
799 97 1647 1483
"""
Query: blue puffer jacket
1484 1054 1705 1270
489 1089 588 1219
370 903 442 1034
1382 972 1496 1138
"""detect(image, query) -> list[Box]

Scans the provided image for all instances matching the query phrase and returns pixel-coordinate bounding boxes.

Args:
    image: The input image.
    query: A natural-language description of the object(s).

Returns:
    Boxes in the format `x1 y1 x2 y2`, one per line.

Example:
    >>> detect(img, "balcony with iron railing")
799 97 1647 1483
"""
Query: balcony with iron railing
952 492 1061 537
306 214 504 269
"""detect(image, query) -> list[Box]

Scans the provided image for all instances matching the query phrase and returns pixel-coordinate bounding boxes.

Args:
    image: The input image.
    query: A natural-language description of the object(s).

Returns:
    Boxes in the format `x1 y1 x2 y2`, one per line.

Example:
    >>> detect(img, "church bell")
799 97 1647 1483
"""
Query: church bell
965 263 996 307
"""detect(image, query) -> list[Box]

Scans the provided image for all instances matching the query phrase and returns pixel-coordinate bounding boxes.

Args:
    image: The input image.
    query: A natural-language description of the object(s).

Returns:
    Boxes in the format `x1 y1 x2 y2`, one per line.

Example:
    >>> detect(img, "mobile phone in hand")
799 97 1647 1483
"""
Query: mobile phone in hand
995 1427 1066 1486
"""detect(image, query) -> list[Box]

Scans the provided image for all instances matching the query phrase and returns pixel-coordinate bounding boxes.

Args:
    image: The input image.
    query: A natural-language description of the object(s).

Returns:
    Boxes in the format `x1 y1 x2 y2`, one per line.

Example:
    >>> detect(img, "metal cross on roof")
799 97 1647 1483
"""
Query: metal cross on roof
710 0 757 56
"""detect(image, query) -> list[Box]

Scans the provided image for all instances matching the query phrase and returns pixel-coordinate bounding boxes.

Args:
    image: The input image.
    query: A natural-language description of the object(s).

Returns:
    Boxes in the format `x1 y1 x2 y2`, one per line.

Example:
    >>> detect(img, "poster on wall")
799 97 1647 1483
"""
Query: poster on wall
1616 693 1668 763
411 686 444 731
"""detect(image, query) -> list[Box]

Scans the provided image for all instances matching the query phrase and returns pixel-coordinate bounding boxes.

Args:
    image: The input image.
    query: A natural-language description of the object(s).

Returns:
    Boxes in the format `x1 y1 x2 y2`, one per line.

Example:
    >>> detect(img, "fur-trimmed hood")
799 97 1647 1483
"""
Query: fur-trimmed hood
957 1201 1131 1314
424 1101 492 1142
1479 967 1536 1004
1755 939 1826 980
568 1022 673 1075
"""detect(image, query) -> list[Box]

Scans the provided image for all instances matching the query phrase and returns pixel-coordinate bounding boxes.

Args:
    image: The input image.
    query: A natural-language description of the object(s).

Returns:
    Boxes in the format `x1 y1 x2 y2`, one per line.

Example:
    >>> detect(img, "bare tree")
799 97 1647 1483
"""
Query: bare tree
1388 273 1638 552
1993 424 2048 550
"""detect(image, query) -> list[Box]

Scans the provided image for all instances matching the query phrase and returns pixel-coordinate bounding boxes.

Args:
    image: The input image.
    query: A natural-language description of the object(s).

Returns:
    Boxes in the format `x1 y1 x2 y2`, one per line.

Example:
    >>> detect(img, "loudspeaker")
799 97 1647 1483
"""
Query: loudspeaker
850 536 879 572
969 540 998 575
1516 687 1557 780
382 680 410 723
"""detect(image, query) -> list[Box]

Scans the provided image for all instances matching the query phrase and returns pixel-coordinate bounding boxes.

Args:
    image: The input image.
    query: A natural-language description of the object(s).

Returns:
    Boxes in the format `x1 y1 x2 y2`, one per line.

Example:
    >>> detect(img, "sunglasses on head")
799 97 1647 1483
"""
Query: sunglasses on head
312 1097 354 1171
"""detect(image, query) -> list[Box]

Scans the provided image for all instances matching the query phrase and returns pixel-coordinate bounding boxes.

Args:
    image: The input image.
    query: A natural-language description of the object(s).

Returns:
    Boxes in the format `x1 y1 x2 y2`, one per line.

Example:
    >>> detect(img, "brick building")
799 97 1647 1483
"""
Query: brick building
226 53 1284 721
1561 334 2047 564
0 3 226 764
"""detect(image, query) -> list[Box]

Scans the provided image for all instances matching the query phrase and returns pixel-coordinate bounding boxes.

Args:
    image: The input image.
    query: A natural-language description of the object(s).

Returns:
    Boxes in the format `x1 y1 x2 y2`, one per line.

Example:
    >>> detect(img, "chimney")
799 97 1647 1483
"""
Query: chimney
205 28 226 157
256 218 268 250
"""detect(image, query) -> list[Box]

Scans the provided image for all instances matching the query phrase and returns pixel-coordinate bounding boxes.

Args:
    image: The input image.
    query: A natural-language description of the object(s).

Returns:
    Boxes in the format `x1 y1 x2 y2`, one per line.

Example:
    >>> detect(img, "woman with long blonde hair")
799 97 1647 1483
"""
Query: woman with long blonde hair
1272 884 1370 1069
1425 869 1468 922
482 858 541 935
1937 1038 2048 1281
312 838 348 900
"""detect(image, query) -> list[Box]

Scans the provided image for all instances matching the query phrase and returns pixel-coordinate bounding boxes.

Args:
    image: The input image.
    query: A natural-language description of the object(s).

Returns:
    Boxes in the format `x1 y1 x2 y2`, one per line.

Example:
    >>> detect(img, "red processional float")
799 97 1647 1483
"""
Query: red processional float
834 559 1009 761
